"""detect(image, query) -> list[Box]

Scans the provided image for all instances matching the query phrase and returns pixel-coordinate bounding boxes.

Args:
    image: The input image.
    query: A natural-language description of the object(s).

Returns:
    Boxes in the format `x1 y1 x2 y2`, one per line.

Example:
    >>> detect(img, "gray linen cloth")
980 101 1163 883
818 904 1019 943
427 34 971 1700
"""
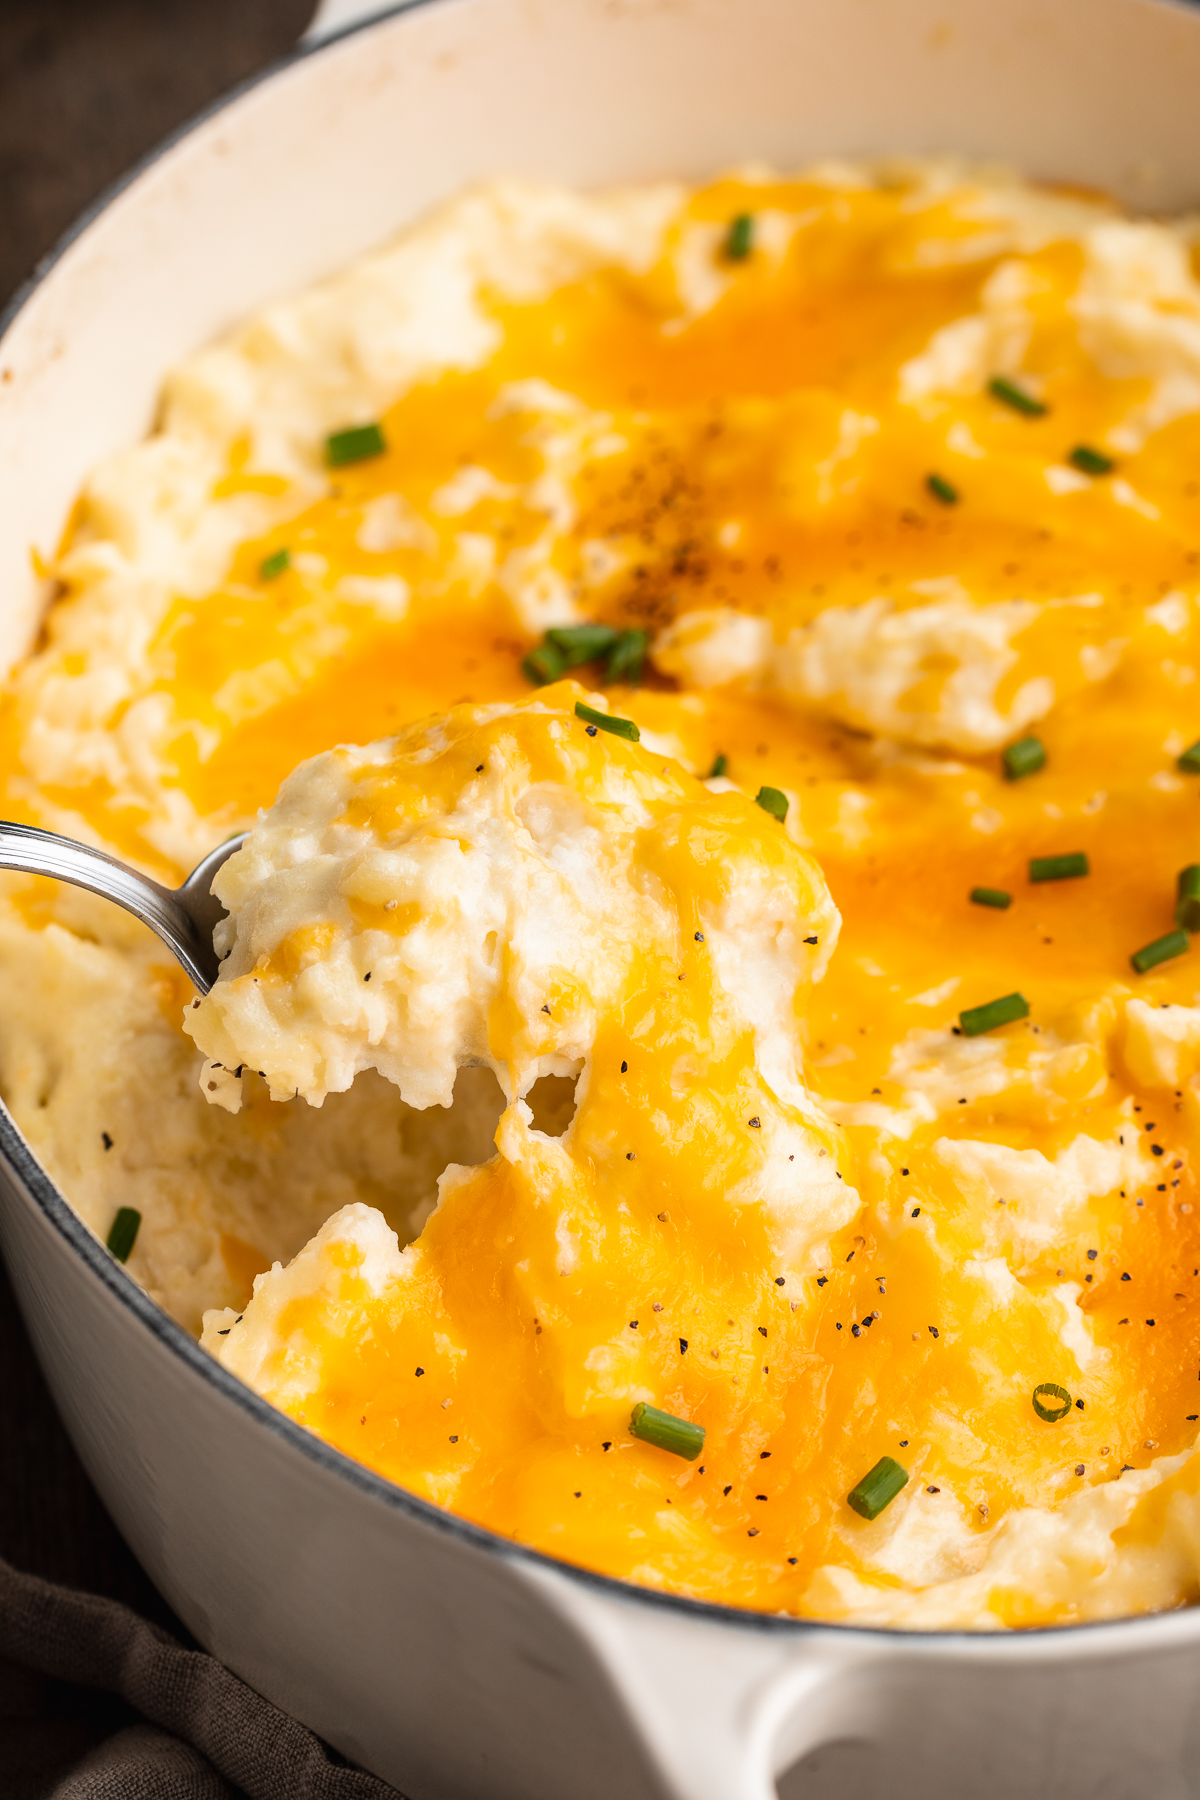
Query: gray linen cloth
0 1555 404 1799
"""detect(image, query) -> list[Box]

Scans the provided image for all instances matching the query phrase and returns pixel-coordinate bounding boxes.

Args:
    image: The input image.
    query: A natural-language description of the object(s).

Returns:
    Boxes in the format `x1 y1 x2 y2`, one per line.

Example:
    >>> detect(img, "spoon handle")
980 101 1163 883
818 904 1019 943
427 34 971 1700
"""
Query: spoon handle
0 820 221 992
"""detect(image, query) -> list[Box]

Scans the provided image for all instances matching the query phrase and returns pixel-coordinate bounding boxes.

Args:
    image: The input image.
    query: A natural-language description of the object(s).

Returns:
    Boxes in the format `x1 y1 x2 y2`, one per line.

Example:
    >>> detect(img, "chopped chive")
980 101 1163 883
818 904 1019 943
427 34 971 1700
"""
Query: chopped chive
606 628 649 685
1131 929 1189 974
1002 735 1046 781
522 643 567 686
708 753 728 779
1177 865 1200 932
630 1401 705 1460
988 375 1046 417
1032 1382 1072 1422
259 547 290 581
959 992 1029 1037
926 472 958 505
1029 852 1088 883
1178 740 1200 774
970 886 1012 909
325 422 386 467
575 700 639 741
725 213 754 261
847 1456 908 1520
106 1207 141 1264
546 623 619 666
755 786 788 822
1068 444 1114 476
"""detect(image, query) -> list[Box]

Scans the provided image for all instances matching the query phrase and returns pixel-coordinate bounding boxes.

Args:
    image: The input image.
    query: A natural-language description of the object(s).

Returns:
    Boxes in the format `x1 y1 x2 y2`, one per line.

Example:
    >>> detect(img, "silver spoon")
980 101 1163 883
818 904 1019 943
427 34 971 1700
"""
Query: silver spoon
0 821 247 992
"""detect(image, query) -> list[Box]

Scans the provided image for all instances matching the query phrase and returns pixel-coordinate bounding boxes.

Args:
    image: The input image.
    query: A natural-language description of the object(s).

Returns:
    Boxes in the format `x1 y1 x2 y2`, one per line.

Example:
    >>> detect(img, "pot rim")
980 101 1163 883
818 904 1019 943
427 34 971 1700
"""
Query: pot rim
2 0 1198 1659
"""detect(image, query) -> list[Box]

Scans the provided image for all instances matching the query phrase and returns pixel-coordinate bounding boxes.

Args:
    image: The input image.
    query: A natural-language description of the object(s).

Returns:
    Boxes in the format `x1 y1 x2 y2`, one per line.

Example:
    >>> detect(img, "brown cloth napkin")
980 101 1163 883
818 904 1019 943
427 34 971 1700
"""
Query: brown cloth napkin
0 1555 405 1800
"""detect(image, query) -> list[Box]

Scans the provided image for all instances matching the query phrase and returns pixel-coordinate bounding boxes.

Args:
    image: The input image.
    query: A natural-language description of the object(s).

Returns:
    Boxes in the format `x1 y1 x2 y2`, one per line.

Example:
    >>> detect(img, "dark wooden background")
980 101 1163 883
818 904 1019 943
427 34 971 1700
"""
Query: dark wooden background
0 0 314 304
0 3 314 1785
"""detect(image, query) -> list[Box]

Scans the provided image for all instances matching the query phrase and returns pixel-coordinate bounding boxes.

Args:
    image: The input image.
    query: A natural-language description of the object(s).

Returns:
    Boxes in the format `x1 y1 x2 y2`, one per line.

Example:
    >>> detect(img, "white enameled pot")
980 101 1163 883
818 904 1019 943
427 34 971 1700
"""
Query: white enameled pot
4 2 1200 1794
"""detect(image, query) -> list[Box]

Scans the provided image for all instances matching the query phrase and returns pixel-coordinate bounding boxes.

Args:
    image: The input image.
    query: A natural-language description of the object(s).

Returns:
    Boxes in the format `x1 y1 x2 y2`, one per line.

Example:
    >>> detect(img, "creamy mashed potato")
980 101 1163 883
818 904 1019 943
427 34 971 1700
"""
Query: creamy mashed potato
6 160 1200 1627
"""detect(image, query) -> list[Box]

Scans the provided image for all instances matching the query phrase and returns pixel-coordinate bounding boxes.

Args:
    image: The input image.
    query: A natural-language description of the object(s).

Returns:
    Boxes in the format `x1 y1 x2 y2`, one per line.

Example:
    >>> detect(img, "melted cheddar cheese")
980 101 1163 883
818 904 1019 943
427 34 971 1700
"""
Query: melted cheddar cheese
7 162 1200 1626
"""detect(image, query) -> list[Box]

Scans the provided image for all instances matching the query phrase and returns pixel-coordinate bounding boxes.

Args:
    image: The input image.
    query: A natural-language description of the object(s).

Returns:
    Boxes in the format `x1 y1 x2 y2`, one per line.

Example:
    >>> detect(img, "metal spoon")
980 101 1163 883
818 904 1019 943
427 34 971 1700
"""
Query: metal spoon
0 821 247 992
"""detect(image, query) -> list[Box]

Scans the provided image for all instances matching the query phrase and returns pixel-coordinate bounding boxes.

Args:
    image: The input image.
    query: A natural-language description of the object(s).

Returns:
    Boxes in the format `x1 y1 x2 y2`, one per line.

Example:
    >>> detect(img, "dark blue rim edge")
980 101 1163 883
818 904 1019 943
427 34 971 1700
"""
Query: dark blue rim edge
0 0 1196 1660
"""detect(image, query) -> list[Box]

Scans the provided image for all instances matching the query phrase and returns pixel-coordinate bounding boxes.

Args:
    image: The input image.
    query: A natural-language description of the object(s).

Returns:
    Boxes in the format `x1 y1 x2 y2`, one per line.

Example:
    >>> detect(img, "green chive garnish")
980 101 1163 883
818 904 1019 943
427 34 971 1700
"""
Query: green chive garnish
970 887 1012 909
106 1207 141 1264
1178 741 1200 774
1131 929 1189 974
1002 736 1046 781
630 1402 705 1460
725 213 754 261
708 753 728 779
1068 444 1114 476
989 375 1046 417
325 422 386 467
926 473 958 505
259 547 290 581
1177 865 1200 932
1032 1382 1072 1422
755 786 788 822
523 643 567 686
575 700 639 741
959 992 1030 1037
848 1456 909 1520
1030 852 1088 883
546 623 619 666
606 628 649 685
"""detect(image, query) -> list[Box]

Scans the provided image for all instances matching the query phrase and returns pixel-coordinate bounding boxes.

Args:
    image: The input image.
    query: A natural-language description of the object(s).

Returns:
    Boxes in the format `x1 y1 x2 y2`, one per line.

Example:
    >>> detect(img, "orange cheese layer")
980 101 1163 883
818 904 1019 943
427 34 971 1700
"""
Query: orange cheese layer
15 171 1200 1617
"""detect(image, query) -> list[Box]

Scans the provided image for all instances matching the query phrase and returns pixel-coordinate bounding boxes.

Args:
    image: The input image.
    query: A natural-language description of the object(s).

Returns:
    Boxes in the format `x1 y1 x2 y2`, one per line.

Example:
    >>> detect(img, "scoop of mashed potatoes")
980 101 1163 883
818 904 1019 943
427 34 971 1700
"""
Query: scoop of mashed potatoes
185 682 852 1259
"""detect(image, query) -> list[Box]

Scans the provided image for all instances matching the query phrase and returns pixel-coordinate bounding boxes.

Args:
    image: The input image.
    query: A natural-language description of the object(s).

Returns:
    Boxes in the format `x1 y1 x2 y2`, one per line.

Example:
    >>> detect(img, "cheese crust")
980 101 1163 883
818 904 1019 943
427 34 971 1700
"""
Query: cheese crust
5 160 1200 1627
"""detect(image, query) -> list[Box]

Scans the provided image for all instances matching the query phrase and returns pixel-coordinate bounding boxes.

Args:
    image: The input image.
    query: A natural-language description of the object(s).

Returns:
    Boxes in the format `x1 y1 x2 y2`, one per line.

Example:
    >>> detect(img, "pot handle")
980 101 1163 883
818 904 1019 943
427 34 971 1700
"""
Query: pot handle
303 0 397 42
525 1563 878 1800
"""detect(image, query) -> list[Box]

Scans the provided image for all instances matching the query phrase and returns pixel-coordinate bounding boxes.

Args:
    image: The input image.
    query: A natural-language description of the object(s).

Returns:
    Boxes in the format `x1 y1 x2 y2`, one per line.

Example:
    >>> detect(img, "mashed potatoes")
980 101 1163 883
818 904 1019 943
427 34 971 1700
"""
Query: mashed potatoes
6 159 1200 1627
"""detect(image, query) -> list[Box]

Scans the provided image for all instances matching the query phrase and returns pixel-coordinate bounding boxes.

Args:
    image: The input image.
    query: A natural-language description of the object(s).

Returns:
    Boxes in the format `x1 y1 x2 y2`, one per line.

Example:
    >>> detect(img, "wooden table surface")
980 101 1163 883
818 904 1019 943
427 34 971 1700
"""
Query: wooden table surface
0 3 314 1786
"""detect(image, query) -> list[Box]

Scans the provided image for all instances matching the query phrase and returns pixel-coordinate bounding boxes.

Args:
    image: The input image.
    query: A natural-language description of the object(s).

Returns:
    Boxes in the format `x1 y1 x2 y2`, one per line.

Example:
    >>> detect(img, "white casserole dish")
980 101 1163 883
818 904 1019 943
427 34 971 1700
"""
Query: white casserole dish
4 2 1200 1793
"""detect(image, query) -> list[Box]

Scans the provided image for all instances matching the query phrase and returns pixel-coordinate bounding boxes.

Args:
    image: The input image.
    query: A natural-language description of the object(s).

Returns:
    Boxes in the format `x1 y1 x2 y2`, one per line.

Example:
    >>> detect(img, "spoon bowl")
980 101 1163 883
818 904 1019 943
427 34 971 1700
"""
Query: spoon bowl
0 822 246 991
